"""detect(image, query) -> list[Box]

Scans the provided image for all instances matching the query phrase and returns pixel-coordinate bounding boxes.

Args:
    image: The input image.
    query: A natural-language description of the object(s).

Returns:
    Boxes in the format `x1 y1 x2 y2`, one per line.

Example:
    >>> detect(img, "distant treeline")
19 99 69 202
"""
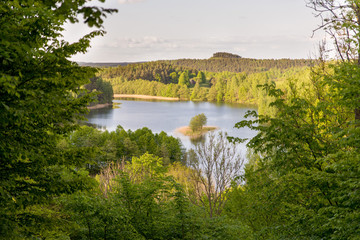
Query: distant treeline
96 57 315 115
99 62 198 84
108 67 310 115
163 58 314 73
78 61 147 67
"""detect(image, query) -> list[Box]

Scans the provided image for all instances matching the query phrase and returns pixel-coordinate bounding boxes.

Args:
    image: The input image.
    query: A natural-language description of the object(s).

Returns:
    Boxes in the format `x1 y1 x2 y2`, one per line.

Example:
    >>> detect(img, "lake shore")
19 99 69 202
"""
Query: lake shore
176 126 218 139
87 103 112 110
114 94 179 101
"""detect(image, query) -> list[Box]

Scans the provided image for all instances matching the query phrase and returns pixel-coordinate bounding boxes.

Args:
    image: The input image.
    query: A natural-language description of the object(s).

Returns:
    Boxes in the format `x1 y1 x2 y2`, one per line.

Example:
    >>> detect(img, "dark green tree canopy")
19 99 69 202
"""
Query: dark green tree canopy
0 0 117 237
84 77 114 105
211 52 242 59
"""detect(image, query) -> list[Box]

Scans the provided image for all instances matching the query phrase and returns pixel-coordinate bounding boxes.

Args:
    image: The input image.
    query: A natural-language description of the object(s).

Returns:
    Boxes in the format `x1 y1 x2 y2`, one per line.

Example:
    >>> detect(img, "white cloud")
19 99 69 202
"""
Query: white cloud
117 0 145 4
77 34 319 62
101 36 179 49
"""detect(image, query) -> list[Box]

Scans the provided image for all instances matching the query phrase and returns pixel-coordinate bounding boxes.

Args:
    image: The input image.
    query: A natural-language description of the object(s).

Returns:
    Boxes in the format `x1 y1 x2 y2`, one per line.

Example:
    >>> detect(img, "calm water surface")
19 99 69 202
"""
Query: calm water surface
86 99 257 151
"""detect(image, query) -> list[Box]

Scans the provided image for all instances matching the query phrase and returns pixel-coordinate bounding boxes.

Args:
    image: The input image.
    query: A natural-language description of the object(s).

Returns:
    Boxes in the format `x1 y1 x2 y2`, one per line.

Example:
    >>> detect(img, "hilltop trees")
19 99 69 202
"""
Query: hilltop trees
166 58 313 73
211 52 242 58
0 0 116 237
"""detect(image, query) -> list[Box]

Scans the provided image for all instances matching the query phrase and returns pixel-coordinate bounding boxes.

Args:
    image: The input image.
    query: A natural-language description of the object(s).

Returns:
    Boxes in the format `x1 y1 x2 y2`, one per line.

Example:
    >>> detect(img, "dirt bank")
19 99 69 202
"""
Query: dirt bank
114 94 179 101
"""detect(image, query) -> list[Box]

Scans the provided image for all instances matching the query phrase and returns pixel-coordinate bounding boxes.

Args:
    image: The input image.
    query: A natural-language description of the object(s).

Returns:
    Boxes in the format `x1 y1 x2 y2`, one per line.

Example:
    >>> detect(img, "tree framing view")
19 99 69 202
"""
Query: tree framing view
1 0 360 239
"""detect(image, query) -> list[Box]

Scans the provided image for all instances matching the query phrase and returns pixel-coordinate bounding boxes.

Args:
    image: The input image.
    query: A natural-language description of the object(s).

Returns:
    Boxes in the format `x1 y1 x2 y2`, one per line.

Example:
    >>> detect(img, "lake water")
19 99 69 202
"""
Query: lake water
86 99 257 153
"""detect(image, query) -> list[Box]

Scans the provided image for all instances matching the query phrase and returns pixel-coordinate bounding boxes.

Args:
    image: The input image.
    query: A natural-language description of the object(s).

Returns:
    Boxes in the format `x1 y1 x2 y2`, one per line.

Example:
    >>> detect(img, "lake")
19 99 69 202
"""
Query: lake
86 99 257 152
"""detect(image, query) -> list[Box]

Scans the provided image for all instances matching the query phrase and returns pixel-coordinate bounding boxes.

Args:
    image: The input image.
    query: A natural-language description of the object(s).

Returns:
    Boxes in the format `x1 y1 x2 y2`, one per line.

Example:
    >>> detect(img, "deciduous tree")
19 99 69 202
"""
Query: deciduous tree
308 0 360 120
178 71 190 86
232 75 360 238
0 0 116 237
189 113 207 132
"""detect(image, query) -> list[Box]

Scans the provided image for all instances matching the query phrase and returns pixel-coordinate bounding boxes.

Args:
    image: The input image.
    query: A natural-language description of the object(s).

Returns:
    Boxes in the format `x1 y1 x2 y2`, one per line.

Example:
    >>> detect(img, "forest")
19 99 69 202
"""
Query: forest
98 60 310 115
84 77 113 106
1 0 360 239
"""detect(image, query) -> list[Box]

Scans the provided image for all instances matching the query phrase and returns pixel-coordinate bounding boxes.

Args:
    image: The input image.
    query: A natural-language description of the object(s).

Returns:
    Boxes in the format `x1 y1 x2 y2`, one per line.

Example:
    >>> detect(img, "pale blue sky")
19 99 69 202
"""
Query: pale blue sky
64 0 323 62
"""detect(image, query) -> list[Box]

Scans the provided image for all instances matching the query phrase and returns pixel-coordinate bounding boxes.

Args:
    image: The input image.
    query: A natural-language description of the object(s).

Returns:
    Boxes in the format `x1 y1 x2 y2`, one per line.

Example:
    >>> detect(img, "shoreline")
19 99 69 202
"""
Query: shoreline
175 126 218 138
114 94 179 101
87 103 112 110
113 94 258 108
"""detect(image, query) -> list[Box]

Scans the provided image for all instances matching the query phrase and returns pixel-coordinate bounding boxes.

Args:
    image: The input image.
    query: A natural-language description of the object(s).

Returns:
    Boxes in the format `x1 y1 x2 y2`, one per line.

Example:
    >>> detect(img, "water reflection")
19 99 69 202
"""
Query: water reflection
189 135 206 145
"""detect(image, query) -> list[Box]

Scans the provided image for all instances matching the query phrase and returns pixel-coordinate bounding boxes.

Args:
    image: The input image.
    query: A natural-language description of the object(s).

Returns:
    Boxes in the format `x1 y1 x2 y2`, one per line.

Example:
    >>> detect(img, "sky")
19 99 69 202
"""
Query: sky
64 0 324 62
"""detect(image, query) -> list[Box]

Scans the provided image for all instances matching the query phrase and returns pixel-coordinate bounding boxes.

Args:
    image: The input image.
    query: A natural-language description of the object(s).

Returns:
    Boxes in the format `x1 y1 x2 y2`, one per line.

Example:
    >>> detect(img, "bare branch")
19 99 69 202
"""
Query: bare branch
187 132 244 217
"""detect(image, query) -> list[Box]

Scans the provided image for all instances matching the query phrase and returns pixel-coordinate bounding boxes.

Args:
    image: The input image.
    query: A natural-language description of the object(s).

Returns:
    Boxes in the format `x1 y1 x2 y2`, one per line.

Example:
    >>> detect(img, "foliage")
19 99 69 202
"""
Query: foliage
189 113 207 132
196 71 206 83
178 71 190 86
307 0 360 62
165 57 313 73
229 62 360 238
211 52 242 59
103 65 311 115
225 2 360 238
62 153 247 240
65 125 185 174
99 61 197 84
0 0 116 237
225 151 288 239
84 77 114 105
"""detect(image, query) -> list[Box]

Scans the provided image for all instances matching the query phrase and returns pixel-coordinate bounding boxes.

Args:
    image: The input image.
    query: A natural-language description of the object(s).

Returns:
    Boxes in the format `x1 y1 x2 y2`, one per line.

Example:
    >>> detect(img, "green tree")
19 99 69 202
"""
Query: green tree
228 2 360 235
84 77 114 105
65 153 250 240
178 71 190 86
189 113 207 132
178 84 190 100
190 81 201 100
197 71 206 83
170 71 179 83
0 0 116 238
232 75 360 238
94 153 198 239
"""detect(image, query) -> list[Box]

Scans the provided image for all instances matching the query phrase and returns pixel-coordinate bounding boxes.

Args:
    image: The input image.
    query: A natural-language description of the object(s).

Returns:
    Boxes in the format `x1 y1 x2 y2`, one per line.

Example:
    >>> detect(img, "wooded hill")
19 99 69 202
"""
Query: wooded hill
97 54 313 115
99 61 197 84
99 55 314 82
164 57 313 73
